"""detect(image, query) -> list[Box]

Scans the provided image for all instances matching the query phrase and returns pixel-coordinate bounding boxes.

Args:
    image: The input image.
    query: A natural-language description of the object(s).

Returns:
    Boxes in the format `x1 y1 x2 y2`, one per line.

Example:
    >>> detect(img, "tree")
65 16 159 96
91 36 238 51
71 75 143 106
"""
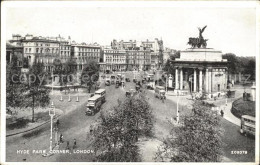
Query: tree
244 58 255 80
24 62 50 122
163 51 180 76
81 60 100 93
155 101 223 162
52 58 63 86
62 58 77 92
222 53 240 75
92 92 154 162
6 54 26 107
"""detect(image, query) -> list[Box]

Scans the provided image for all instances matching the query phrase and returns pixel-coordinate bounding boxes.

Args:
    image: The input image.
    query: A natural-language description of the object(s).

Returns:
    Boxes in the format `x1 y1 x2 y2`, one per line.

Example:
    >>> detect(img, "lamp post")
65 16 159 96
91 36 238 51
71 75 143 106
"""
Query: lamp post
54 127 58 145
49 103 55 151
51 66 54 96
68 92 71 102
176 93 180 124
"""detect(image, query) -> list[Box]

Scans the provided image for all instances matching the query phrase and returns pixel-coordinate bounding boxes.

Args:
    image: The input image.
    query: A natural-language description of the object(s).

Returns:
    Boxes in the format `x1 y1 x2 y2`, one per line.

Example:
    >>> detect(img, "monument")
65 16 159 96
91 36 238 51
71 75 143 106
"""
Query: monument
172 26 228 96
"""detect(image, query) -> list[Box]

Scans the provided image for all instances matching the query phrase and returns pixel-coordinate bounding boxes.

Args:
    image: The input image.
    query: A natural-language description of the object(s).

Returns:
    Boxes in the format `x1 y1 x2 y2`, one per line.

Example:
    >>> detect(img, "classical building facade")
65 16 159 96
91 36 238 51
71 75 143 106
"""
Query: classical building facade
126 47 151 71
6 43 24 67
110 38 163 70
8 34 101 72
172 48 228 95
71 43 101 71
103 48 127 71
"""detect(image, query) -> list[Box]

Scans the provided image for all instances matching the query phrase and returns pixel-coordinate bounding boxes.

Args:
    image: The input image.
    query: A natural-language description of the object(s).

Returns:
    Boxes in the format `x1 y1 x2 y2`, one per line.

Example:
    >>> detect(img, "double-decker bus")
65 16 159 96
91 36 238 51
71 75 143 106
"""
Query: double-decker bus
95 89 106 103
240 115 255 136
85 95 102 116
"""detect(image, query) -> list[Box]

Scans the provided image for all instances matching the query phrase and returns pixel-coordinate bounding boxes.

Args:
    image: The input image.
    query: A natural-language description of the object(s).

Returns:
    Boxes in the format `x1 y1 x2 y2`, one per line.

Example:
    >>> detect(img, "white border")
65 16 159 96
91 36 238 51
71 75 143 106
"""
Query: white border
1 1 259 165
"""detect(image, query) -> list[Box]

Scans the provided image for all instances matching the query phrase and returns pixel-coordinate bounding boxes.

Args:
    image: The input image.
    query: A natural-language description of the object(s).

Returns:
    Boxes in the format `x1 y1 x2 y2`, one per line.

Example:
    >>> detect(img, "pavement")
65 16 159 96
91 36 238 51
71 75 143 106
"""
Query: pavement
6 109 63 137
218 100 240 126
6 92 91 137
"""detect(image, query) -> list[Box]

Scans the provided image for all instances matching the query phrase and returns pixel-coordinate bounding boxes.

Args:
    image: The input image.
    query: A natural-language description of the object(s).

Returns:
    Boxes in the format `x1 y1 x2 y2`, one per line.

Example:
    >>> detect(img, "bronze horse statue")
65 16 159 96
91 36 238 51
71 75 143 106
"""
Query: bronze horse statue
187 26 208 48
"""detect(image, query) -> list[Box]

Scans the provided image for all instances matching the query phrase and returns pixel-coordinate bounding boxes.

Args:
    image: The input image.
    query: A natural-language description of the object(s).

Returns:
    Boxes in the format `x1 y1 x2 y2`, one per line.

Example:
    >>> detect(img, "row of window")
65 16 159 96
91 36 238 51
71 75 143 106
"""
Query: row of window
60 46 70 50
61 51 70 55
106 59 125 63
78 48 100 52
213 69 226 72
35 43 59 47
105 50 126 53
78 53 99 57
35 48 59 54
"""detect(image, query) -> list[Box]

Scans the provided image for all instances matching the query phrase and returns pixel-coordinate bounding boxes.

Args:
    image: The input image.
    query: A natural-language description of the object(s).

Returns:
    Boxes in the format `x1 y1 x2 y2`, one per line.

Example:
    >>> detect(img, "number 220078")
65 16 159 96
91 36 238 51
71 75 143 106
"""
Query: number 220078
231 151 247 154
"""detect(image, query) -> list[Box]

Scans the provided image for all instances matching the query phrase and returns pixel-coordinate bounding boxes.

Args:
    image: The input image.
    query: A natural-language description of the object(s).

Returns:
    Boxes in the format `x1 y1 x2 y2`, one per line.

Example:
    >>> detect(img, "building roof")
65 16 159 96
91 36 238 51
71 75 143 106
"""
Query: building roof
6 43 23 49
71 44 101 48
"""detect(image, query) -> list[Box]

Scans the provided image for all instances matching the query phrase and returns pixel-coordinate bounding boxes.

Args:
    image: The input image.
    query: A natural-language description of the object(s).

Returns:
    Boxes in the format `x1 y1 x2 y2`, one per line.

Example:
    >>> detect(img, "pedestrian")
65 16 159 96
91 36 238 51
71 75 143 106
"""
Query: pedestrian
220 109 224 117
59 133 64 143
90 125 93 135
73 139 77 149
66 141 70 150
56 118 60 128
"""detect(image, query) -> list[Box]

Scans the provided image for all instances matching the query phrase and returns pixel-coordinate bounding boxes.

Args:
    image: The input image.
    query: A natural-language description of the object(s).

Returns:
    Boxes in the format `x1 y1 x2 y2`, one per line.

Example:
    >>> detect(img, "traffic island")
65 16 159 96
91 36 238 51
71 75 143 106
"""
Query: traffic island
231 98 255 119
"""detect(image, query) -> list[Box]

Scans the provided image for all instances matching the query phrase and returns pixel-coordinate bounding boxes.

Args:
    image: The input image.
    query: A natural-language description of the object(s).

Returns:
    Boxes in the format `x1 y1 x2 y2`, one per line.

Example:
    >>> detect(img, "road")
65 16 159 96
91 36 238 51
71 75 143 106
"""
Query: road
6 71 255 162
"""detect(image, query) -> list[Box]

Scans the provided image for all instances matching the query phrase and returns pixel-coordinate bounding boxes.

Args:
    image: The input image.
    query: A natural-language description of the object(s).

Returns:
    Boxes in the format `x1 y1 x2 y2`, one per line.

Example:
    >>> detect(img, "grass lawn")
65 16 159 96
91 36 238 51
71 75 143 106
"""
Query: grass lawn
221 118 255 162
231 98 255 118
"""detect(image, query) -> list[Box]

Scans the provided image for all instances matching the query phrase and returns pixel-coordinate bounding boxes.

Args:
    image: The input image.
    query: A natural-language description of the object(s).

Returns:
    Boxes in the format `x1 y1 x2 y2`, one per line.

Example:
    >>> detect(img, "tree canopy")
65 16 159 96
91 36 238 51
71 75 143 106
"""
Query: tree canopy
222 53 255 78
81 60 100 93
92 92 154 162
155 100 223 162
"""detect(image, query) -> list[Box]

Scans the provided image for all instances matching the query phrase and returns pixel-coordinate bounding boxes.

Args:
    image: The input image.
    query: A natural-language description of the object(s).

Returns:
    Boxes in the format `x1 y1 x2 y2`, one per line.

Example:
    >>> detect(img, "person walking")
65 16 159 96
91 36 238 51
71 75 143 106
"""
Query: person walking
73 139 77 149
56 118 60 128
59 133 64 143
220 109 224 117
66 141 70 150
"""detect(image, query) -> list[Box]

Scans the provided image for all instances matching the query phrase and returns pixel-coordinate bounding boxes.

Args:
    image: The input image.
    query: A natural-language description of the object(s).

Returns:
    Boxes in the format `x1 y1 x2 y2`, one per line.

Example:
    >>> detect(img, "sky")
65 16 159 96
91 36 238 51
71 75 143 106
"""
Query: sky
4 2 257 57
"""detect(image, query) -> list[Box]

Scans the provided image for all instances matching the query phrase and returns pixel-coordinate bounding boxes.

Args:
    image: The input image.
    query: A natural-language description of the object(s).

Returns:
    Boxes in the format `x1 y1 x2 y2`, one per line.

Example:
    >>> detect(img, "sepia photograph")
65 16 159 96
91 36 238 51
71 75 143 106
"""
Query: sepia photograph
1 1 259 164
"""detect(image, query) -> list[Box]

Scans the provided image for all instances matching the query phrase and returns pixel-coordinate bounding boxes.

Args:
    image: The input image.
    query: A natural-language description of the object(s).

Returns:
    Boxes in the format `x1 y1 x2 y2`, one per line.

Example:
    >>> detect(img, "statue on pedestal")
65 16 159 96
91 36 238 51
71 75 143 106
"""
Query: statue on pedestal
187 25 208 48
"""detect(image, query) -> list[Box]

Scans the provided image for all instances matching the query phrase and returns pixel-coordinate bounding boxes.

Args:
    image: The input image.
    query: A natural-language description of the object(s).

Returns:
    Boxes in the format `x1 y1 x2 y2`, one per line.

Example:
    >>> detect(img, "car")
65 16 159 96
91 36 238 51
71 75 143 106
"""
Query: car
125 91 131 97
135 85 141 91
136 81 142 86
105 80 110 86
126 89 137 97
154 86 166 100
115 83 119 88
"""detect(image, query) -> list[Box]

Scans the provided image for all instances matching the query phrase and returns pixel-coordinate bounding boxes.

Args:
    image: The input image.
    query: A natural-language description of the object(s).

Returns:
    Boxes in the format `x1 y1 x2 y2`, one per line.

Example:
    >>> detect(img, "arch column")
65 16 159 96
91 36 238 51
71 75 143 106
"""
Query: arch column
175 68 179 90
193 69 197 92
199 68 203 92
208 68 212 93
180 68 183 90
205 68 209 93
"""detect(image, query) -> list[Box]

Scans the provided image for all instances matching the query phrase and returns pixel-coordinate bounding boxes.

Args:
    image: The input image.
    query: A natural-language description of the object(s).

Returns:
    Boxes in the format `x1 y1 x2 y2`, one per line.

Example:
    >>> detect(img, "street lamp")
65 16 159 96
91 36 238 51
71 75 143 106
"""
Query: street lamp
176 92 180 124
49 103 55 151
